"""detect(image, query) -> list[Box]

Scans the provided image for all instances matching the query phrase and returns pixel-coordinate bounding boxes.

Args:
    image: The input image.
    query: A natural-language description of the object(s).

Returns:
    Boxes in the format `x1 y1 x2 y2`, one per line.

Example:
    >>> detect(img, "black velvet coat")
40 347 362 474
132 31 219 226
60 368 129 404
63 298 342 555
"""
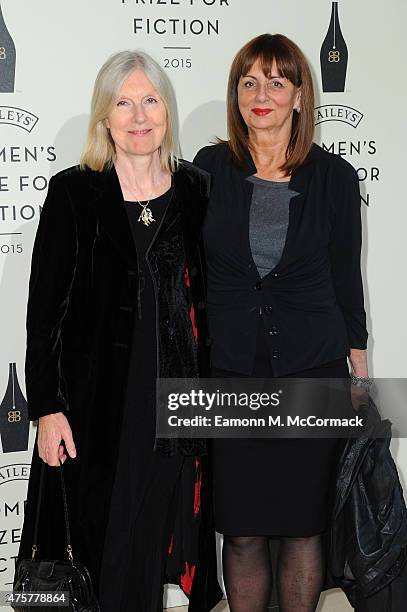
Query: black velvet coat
17 161 223 610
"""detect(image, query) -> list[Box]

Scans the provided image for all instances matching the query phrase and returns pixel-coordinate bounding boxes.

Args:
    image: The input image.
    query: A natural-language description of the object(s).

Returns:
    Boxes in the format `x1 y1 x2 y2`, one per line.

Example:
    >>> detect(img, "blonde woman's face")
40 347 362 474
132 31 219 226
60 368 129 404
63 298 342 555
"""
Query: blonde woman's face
105 69 167 159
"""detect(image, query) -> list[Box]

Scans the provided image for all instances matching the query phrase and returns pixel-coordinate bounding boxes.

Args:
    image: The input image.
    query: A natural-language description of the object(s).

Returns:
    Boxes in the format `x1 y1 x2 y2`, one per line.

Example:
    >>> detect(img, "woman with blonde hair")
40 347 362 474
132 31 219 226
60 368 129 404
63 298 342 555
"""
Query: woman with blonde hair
16 50 222 611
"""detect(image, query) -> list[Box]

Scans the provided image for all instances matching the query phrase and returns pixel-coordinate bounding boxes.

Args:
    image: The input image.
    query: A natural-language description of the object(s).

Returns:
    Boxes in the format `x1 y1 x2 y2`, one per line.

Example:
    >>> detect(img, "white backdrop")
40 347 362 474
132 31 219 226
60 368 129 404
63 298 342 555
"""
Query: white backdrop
1 1 406 609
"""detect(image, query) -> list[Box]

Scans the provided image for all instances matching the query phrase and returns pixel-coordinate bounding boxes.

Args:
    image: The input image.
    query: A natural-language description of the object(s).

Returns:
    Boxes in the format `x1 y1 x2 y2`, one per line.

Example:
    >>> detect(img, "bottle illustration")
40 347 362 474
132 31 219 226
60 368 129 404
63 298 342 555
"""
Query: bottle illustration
0 1 16 93
0 363 29 452
320 2 348 93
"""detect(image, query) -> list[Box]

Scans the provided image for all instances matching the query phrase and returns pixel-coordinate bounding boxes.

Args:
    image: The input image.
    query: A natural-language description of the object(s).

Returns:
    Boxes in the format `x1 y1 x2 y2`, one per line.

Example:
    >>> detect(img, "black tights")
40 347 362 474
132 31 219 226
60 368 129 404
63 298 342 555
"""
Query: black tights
222 533 324 612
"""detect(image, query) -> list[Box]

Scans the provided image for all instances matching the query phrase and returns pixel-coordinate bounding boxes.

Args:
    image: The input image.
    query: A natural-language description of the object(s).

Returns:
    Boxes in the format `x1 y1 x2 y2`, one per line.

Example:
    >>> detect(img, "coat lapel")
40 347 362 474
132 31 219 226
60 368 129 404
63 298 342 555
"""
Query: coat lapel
88 165 138 267
171 162 208 262
273 152 315 271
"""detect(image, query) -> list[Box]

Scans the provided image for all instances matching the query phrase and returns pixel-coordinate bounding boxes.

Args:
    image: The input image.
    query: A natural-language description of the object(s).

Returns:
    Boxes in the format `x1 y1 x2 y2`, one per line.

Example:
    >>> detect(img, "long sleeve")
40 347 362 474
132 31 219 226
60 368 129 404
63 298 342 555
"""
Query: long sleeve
25 174 78 420
329 159 368 350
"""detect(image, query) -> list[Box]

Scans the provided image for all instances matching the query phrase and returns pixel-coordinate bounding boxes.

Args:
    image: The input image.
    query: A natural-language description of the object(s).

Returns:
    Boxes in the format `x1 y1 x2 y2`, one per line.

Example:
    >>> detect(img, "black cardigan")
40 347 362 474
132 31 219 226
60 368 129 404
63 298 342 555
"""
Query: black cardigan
194 142 368 376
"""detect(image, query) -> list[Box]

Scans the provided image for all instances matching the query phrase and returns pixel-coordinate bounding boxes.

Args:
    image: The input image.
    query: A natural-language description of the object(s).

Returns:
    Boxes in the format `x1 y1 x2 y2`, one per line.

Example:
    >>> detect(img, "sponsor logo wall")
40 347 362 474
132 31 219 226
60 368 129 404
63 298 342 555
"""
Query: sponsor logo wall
0 0 406 608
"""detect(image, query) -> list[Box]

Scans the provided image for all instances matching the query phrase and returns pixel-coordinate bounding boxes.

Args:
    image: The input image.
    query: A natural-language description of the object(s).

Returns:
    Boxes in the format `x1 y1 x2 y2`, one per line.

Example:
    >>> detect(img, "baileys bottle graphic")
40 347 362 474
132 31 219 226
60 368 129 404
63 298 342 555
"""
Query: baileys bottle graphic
0 363 29 452
0 1 16 93
320 2 348 92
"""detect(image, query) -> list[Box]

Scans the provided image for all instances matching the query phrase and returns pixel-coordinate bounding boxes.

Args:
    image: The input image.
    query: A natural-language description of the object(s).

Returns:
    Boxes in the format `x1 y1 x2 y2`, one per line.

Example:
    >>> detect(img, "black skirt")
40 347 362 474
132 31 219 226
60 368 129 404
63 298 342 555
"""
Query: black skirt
211 321 350 537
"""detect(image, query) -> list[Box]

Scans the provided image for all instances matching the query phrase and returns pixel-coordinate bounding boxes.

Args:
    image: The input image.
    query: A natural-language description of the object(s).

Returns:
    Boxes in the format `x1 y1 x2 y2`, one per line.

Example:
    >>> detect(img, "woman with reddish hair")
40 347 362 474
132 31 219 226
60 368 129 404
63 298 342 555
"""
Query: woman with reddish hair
195 33 369 611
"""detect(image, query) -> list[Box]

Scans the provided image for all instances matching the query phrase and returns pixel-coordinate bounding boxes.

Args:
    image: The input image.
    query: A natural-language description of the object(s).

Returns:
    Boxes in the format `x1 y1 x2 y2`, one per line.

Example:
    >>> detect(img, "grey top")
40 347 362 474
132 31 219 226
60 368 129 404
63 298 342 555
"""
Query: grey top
246 175 298 278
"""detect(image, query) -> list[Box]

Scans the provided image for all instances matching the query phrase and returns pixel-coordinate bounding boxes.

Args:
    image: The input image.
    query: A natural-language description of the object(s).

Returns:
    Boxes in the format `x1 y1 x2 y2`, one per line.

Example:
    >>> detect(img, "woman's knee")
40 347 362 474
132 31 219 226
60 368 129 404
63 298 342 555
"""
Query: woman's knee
280 533 322 546
224 535 267 553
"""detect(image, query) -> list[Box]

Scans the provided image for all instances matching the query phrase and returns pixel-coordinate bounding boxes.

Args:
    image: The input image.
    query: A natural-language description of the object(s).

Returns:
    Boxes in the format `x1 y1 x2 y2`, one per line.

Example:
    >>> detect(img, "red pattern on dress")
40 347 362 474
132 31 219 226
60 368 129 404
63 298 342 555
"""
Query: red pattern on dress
168 534 174 555
194 458 202 516
181 561 196 595
184 267 198 342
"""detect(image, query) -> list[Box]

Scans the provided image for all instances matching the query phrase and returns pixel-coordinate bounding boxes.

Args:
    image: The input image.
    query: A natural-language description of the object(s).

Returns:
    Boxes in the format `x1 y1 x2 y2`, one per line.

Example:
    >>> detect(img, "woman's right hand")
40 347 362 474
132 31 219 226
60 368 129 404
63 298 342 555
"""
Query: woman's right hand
37 412 77 466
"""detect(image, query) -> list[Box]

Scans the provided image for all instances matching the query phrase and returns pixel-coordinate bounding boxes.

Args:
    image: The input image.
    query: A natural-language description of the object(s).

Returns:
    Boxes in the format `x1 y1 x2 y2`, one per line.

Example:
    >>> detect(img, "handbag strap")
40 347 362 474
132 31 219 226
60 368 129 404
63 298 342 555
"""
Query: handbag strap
32 459 73 561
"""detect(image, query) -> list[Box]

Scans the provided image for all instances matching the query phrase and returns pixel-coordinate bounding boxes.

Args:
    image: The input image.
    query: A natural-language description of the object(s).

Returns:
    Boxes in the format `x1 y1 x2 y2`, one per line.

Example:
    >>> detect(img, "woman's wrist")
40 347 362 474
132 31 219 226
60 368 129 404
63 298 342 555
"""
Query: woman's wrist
349 348 368 378
350 373 373 391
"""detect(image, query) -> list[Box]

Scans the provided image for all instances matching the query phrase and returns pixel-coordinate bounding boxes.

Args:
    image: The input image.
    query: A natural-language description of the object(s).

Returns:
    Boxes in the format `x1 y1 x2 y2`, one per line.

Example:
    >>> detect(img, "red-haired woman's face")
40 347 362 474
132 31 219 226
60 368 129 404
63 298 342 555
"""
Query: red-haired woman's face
237 59 300 137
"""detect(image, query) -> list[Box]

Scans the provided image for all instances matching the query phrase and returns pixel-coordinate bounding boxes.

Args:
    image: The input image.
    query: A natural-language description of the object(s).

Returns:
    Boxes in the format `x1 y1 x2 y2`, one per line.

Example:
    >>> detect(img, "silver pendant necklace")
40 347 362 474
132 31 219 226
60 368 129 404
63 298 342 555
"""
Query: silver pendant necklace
136 199 155 226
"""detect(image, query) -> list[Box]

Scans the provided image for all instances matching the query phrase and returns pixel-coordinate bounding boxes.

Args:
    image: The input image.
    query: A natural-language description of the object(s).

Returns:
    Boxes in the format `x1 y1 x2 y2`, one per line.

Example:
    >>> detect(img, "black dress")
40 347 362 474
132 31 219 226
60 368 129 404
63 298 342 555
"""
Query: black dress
211 325 349 537
98 188 184 612
206 177 350 537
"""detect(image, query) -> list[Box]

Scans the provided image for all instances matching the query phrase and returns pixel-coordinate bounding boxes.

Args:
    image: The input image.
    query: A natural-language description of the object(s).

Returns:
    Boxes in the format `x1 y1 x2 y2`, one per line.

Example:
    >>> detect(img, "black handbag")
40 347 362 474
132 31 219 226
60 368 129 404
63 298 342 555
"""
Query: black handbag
12 460 100 612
